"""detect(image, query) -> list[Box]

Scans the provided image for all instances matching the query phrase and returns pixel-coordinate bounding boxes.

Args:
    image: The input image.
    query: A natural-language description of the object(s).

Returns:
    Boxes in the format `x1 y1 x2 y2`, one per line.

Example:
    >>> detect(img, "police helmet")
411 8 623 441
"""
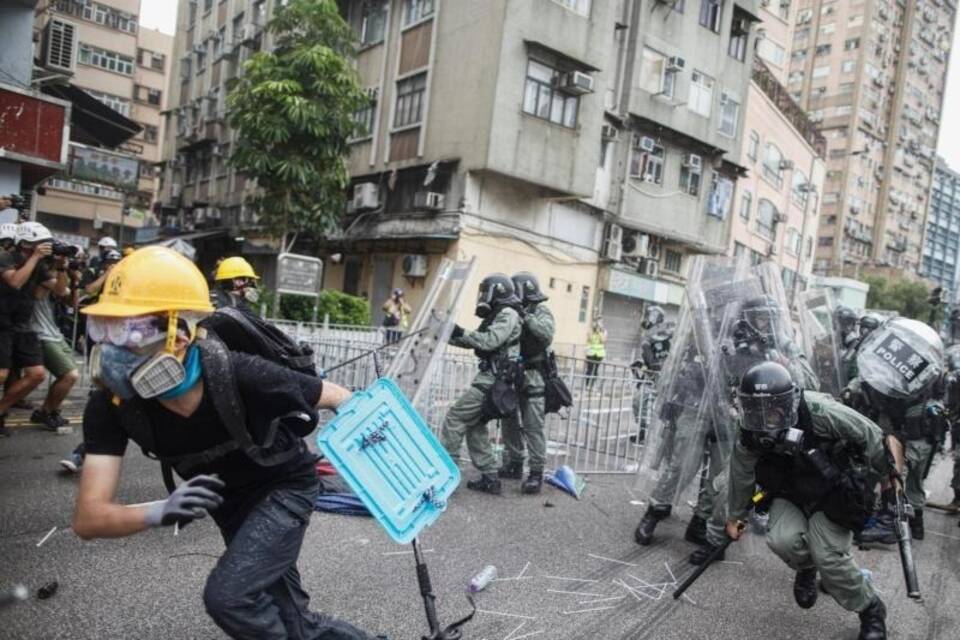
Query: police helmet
511 272 548 305
858 313 883 339
740 295 780 337
642 305 666 331
835 305 858 329
737 362 800 433
476 273 520 318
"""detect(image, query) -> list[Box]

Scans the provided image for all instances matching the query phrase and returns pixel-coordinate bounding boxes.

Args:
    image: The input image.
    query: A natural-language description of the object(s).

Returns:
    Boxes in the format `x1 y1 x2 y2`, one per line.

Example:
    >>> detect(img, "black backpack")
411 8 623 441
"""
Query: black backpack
200 306 317 376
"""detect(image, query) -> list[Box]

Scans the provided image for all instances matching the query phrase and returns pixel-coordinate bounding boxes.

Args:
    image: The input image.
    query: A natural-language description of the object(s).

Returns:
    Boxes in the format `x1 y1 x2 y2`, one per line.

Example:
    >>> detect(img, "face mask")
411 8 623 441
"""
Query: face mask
243 286 260 304
95 342 195 400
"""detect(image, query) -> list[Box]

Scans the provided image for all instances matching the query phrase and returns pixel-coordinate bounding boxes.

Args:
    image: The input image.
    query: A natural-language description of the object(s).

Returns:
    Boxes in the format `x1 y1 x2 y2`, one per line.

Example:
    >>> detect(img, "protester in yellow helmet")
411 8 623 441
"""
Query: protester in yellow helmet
211 255 260 312
71 247 379 639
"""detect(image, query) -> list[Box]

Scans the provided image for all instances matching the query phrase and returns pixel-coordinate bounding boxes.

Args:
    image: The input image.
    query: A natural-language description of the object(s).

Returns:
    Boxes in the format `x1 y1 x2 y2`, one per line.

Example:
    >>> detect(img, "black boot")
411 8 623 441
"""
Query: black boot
910 509 924 541
858 597 887 640
634 504 671 545
521 472 543 495
688 541 725 566
467 473 502 495
858 513 897 545
498 460 524 480
684 516 707 545
793 567 818 609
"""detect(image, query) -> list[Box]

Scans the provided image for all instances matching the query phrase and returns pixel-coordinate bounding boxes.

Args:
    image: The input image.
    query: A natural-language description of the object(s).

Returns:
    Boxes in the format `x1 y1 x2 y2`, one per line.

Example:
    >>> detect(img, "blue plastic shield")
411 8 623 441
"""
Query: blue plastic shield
316 378 460 543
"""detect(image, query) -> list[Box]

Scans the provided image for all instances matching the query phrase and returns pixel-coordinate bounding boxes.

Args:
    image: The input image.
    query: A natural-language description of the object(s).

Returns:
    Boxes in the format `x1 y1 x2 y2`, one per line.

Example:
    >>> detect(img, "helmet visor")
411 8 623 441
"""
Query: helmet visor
738 388 799 432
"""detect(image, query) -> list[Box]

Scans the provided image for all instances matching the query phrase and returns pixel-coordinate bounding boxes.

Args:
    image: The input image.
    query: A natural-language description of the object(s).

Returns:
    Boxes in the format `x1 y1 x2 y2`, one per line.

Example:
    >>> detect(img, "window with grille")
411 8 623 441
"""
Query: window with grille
394 73 427 128
78 43 134 75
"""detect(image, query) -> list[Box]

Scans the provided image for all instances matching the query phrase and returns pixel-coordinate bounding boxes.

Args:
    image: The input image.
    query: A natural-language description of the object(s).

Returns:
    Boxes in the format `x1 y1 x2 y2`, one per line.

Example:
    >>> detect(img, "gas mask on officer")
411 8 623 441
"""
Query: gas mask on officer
739 386 803 455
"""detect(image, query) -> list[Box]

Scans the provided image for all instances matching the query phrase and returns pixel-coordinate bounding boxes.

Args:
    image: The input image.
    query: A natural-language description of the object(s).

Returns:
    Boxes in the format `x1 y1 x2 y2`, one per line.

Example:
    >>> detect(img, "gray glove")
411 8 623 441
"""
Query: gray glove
145 474 225 528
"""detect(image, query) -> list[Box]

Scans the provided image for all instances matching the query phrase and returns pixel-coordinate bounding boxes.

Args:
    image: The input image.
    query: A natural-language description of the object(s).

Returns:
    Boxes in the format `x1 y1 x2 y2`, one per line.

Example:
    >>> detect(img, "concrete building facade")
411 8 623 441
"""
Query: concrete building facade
33 0 173 249
775 0 957 280
922 158 960 303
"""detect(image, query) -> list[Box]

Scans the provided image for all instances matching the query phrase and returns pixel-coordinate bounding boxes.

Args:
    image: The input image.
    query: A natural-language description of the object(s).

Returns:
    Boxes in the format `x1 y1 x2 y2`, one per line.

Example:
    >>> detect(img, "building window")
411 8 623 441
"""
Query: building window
718 92 739 137
758 39 786 67
56 1 137 33
728 18 749 62
845 38 860 51
818 236 834 247
552 0 591 15
841 60 855 74
739 190 752 221
360 0 388 45
78 44 134 75
394 73 427 128
679 156 702 196
664 250 682 273
815 44 832 56
687 70 714 117
763 143 784 188
756 199 778 241
699 0 723 33
143 125 158 144
629 135 665 185
579 286 590 323
707 174 734 219
785 228 802 256
196 43 207 72
135 85 162 106
213 28 225 58
747 130 759 162
402 0 434 26
640 48 678 97
792 171 809 208
352 89 378 138
522 59 580 128
777 0 791 19
86 90 131 117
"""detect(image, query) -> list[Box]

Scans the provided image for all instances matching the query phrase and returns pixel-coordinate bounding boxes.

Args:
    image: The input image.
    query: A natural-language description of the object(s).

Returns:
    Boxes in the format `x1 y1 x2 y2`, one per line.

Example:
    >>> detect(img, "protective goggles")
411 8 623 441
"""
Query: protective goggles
738 388 799 433
87 315 167 350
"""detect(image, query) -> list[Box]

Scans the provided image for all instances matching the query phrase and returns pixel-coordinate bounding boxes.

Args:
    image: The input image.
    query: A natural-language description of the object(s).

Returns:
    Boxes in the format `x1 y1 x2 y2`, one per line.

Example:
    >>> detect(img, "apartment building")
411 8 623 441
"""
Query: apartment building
33 0 173 249
922 158 960 303
775 0 957 280
727 5 826 301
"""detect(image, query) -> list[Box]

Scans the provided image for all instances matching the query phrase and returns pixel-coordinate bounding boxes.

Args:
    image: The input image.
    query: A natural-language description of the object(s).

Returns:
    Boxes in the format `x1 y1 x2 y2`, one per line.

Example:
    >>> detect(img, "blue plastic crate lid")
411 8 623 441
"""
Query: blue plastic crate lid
316 378 460 544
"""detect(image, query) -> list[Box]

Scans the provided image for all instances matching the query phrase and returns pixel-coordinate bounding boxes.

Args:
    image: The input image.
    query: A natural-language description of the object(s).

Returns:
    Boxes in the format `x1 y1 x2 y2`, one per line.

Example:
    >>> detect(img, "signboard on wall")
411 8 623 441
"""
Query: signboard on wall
276 253 323 297
68 143 140 191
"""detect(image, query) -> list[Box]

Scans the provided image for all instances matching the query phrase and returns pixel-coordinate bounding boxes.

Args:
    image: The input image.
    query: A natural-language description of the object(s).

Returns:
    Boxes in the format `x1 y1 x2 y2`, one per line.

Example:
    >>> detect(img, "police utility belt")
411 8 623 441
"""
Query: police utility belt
475 351 524 421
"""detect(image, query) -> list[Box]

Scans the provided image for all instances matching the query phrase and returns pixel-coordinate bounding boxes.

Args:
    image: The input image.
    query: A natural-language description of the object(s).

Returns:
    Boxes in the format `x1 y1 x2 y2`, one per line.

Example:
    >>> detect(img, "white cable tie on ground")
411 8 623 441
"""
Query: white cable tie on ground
682 593 697 605
502 621 527 640
588 553 639 567
517 561 531 578
510 629 544 640
546 589 608 598
476 609 538 621
664 561 678 584
561 605 617 615
578 595 626 605
541 575 599 583
36 526 57 548
614 578 657 602
381 548 435 556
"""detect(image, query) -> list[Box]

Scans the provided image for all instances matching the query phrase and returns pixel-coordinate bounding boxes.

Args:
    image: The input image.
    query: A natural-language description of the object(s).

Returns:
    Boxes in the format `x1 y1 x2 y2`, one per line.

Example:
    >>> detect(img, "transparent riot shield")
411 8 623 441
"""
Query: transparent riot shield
798 288 843 397
385 257 478 424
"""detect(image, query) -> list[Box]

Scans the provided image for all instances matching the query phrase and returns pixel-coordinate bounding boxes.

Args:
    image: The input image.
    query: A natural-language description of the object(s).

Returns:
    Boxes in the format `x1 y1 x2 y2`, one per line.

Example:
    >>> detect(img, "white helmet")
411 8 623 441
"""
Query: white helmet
98 236 118 249
15 221 52 245
0 223 18 242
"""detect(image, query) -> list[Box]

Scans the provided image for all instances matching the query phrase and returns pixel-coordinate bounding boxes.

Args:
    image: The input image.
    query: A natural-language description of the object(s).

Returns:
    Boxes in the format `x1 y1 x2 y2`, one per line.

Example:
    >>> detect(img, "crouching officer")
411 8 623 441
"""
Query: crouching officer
211 256 260 313
498 272 554 494
443 274 522 495
72 247 384 640
725 362 889 640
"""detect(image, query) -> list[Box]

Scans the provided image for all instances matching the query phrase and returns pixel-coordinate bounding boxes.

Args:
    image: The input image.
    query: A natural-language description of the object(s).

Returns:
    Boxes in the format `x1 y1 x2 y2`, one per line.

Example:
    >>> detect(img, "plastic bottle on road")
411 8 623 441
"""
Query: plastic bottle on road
468 565 498 593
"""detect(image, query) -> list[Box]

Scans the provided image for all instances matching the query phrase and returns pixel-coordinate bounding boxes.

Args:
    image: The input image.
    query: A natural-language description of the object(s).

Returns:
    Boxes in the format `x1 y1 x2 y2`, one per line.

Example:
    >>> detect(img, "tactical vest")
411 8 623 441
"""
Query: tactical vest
519 306 551 364
116 339 314 493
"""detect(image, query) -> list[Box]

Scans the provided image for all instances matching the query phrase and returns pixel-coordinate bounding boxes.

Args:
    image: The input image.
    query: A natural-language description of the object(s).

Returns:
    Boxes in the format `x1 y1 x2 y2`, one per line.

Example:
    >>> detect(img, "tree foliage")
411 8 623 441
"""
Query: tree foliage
863 276 942 323
227 0 365 242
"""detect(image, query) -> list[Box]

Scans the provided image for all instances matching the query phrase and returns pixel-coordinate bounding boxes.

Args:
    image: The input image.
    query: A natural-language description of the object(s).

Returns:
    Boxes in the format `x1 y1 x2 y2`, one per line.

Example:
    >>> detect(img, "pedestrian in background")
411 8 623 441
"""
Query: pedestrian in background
382 288 411 344
584 318 607 390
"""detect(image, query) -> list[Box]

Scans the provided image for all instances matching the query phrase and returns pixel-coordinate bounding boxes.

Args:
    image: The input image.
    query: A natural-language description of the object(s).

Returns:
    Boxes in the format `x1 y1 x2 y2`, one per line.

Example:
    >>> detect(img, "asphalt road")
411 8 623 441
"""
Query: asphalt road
2 409 959 640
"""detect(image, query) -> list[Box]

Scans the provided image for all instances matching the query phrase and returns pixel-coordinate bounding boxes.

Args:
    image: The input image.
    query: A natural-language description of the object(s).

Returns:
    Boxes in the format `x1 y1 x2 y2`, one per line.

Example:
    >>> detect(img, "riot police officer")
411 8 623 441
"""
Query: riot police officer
442 274 522 495
726 362 889 640
630 306 673 443
498 272 554 494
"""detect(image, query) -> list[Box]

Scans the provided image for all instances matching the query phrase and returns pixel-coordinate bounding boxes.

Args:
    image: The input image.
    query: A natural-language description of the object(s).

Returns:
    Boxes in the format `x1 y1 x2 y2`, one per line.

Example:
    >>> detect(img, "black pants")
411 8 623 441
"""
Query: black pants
204 479 379 639
585 356 602 388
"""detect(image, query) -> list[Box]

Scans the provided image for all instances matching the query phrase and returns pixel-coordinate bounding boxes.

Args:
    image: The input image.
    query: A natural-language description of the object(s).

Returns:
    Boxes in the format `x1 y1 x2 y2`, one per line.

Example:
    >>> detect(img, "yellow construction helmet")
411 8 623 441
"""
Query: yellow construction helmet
215 256 259 281
82 246 215 318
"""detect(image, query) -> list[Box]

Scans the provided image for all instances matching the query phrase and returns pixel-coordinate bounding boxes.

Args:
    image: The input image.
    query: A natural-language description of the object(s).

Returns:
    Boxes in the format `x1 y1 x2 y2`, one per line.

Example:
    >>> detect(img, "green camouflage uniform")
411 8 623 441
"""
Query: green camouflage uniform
442 307 521 474
501 304 554 473
727 392 888 613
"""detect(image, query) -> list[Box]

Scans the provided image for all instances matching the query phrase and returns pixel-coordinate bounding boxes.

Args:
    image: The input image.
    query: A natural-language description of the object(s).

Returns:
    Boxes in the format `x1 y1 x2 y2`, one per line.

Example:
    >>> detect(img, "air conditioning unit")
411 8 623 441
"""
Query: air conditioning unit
774 212 788 224
621 231 649 258
601 124 619 141
667 56 686 72
604 223 623 261
413 191 445 210
639 136 656 152
561 71 594 95
401 254 428 278
642 259 659 278
43 19 77 73
779 160 795 170
683 153 702 170
352 182 380 211
239 24 257 44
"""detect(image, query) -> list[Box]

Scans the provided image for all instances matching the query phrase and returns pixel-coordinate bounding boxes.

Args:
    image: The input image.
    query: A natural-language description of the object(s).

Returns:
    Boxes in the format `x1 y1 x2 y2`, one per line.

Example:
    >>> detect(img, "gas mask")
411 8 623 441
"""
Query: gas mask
475 288 494 318
741 426 805 456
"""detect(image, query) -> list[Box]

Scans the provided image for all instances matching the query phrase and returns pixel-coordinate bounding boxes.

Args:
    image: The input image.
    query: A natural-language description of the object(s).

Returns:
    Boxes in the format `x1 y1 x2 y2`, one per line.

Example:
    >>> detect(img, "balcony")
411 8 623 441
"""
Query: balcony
752 59 826 155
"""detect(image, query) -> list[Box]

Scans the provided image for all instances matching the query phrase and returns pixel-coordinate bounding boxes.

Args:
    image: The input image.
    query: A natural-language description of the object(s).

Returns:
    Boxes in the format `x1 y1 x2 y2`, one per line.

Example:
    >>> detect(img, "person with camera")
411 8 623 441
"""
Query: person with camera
0 222 57 437
80 243 121 304
381 288 411 344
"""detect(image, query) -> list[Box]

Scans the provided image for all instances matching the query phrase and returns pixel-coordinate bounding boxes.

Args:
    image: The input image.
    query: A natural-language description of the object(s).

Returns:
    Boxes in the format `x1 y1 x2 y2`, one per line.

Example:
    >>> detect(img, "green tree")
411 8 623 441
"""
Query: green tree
863 276 942 323
227 0 366 247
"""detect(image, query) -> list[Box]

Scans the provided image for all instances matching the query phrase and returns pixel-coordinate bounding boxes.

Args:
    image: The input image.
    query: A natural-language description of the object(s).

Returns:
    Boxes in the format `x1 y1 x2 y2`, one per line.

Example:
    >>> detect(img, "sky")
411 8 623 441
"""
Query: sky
138 4 960 169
